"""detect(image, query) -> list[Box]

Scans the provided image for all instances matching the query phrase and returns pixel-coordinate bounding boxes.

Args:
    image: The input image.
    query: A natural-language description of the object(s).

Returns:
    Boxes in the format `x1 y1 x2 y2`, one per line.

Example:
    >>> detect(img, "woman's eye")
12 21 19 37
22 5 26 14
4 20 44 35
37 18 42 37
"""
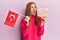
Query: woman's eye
31 7 33 8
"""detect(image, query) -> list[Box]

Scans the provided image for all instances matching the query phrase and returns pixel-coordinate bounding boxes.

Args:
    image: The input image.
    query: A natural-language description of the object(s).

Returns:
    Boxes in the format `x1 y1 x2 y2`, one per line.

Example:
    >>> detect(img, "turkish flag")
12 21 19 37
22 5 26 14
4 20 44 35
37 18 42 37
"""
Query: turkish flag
4 11 18 28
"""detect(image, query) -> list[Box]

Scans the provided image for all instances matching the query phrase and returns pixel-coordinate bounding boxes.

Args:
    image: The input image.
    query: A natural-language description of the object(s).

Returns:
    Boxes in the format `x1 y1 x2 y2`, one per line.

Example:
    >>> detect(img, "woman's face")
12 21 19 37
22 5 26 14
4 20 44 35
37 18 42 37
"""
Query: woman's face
30 4 37 16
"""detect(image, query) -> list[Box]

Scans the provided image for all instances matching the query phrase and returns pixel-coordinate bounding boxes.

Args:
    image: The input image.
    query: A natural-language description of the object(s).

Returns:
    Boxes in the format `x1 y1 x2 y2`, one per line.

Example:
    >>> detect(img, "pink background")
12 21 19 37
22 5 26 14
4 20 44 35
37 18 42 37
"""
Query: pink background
0 0 60 40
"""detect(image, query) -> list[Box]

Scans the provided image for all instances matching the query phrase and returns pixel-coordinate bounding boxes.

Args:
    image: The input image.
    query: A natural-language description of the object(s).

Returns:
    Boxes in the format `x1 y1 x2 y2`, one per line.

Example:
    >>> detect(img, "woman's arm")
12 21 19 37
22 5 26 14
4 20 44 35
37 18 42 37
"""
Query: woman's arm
20 18 29 37
37 17 44 36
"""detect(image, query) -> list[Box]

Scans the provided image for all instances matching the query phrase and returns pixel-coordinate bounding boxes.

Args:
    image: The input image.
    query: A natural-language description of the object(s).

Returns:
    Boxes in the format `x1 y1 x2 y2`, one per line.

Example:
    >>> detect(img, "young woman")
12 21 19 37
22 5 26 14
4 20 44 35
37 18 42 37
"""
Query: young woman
20 2 47 40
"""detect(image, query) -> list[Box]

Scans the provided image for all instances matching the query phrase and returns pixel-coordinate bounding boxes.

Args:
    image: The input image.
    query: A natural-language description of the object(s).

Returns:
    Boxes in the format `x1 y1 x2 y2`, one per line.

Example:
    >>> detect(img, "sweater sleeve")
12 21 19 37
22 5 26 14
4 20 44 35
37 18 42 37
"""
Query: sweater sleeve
20 18 29 38
37 17 44 37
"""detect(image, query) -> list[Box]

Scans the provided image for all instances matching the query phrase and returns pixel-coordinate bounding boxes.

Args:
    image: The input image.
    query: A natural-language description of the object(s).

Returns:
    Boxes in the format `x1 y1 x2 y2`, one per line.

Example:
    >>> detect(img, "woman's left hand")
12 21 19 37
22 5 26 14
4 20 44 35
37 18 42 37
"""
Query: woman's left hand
40 16 47 26
42 16 47 23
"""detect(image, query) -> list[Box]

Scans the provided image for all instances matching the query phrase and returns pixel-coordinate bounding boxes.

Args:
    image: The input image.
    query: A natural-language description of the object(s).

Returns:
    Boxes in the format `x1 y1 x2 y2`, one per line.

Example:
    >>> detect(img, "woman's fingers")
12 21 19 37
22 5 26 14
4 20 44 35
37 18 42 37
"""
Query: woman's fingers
25 16 30 26
42 16 47 23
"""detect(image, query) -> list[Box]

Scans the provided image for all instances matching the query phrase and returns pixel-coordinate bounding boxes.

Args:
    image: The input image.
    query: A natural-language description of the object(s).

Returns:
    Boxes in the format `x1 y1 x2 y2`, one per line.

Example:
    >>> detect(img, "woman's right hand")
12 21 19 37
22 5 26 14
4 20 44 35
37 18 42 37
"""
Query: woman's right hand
25 16 30 26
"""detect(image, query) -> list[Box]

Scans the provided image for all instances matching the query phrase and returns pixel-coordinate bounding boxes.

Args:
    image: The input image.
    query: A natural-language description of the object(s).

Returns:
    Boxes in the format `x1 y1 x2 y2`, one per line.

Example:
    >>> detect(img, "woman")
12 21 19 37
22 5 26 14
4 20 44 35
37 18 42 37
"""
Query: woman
20 2 46 40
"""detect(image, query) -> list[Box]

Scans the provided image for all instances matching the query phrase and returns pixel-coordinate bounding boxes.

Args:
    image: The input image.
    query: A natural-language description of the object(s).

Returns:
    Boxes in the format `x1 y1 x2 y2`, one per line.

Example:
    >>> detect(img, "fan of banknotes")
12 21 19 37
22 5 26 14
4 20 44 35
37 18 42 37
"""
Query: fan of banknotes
38 8 48 17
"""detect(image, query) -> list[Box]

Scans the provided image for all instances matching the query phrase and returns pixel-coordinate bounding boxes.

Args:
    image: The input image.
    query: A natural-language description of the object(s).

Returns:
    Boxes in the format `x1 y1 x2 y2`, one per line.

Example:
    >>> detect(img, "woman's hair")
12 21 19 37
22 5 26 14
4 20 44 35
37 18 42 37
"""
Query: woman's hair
25 2 41 26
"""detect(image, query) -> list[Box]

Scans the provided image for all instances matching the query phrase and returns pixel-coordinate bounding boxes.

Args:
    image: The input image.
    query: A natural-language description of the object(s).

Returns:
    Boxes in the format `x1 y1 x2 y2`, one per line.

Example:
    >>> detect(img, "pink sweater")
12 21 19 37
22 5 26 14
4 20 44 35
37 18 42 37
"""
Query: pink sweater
20 15 44 40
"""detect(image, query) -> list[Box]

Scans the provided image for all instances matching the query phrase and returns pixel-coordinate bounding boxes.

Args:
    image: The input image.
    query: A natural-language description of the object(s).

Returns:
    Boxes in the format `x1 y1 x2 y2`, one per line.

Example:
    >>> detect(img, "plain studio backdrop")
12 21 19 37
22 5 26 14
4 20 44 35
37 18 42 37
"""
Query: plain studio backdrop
0 0 60 40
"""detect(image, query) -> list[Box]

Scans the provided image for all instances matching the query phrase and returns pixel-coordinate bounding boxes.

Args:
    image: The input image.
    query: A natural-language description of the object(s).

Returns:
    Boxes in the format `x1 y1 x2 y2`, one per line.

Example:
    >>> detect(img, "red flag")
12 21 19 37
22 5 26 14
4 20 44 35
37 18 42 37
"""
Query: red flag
4 11 18 28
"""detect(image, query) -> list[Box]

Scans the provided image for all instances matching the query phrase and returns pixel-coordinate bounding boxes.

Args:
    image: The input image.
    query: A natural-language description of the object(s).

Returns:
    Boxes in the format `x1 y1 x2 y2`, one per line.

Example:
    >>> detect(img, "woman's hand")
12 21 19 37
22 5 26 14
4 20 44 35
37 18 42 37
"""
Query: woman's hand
42 16 47 23
25 16 30 26
40 16 47 27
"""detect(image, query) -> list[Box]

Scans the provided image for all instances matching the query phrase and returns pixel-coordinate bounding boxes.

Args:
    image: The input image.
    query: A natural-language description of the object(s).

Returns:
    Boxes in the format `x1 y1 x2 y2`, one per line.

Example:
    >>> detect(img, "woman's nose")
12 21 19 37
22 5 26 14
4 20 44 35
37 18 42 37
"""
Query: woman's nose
33 7 35 10
33 7 36 11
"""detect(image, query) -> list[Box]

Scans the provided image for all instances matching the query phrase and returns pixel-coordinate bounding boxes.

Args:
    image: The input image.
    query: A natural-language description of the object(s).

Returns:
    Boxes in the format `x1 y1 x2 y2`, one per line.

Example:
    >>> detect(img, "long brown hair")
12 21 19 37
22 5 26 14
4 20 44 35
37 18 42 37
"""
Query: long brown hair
25 2 41 26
